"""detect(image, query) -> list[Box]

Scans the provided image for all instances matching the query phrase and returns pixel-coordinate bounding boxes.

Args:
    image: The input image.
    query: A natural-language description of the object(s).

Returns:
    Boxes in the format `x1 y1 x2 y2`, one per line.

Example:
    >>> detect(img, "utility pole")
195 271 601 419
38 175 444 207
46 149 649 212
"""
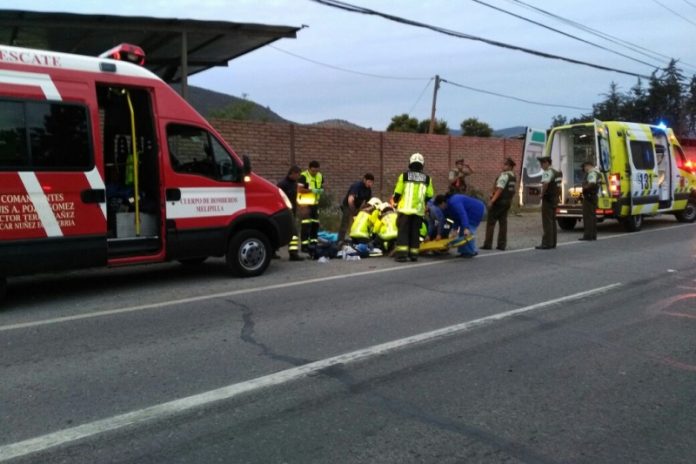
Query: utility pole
428 74 441 134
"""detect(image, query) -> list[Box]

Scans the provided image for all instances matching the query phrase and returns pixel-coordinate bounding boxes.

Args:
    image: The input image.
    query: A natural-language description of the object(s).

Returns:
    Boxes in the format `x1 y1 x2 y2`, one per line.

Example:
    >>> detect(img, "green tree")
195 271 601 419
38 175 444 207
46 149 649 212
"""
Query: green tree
550 114 567 128
417 118 450 135
592 82 625 121
622 78 650 122
387 113 419 132
648 60 686 132
460 117 493 137
685 74 696 134
209 100 256 120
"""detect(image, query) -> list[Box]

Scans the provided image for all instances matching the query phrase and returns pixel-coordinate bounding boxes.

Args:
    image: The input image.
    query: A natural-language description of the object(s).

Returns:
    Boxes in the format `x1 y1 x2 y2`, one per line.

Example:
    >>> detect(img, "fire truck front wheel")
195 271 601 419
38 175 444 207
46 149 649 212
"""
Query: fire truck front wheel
227 230 271 277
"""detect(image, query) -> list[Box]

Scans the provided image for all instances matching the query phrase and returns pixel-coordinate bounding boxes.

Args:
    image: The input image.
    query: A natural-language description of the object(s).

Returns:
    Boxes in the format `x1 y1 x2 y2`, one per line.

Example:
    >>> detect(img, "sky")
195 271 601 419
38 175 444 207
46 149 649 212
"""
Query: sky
4 0 696 131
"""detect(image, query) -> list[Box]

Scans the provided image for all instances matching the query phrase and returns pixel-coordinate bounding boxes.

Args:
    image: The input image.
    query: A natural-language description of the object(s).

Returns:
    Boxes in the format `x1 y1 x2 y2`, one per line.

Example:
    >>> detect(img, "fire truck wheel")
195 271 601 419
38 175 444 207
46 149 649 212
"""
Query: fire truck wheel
622 214 643 232
557 218 577 231
178 257 207 266
227 230 271 277
675 202 696 223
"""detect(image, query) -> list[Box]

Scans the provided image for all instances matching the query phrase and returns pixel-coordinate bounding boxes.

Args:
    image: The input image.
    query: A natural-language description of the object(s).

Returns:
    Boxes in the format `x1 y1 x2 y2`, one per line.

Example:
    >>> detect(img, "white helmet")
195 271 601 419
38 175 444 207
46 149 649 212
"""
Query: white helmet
367 197 382 208
409 152 424 165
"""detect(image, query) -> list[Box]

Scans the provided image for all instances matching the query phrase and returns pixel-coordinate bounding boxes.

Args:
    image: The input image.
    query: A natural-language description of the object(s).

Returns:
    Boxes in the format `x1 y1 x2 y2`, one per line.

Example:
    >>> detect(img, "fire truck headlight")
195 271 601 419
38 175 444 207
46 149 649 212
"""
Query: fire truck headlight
278 188 293 210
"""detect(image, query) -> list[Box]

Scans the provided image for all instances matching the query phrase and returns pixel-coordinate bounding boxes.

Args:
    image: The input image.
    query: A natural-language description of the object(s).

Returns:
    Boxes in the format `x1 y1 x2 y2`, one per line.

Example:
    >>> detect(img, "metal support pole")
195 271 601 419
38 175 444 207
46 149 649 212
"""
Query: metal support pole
181 31 188 100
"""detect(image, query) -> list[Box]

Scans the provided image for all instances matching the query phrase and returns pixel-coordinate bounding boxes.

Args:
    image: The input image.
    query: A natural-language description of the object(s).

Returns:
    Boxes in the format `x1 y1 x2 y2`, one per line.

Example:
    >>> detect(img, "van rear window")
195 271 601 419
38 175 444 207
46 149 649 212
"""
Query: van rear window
0 99 92 171
629 141 655 170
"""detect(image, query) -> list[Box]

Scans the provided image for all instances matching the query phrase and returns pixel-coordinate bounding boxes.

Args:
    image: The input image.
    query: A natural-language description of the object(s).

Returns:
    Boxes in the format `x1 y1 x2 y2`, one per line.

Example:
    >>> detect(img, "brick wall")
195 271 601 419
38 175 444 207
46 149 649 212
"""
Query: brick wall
211 119 524 201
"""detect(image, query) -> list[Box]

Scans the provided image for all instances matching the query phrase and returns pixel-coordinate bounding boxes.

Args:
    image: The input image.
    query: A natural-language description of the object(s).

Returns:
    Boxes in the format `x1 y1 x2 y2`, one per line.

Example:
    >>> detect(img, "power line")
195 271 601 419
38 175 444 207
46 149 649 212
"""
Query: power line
310 0 651 79
682 0 696 9
470 0 662 69
651 0 696 28
268 45 430 81
407 78 434 115
440 78 592 111
268 45 591 112
505 0 696 72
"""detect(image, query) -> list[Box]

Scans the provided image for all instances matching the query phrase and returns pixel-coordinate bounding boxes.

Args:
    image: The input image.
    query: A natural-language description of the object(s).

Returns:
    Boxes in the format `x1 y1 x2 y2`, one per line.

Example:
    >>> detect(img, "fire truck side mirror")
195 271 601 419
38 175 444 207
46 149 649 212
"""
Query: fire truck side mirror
242 154 252 175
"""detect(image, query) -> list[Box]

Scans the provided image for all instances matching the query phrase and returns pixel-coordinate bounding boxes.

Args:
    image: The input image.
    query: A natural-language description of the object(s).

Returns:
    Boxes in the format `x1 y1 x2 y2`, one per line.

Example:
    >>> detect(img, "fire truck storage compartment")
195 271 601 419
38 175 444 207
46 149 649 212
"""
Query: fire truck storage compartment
97 85 161 255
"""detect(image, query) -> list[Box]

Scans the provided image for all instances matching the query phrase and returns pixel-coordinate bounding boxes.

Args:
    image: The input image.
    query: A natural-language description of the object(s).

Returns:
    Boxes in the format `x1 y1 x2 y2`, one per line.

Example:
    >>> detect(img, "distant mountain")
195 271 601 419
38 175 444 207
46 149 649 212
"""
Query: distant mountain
170 84 288 123
311 119 368 130
493 126 527 138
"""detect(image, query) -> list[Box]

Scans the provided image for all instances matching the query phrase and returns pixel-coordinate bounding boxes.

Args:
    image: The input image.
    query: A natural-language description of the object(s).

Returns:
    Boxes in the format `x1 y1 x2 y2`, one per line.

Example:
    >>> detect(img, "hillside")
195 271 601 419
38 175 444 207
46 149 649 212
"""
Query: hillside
170 84 288 122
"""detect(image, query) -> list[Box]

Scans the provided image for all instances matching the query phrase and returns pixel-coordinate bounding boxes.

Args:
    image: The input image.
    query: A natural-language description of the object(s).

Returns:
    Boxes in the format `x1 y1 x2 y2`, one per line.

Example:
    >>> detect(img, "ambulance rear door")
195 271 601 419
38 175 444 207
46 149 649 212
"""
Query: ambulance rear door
593 119 612 210
624 123 659 215
519 127 546 206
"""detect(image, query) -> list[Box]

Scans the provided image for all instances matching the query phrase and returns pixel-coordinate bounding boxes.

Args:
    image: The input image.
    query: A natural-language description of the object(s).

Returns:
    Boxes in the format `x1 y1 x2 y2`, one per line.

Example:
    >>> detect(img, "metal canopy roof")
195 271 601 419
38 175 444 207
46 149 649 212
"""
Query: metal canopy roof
0 9 299 83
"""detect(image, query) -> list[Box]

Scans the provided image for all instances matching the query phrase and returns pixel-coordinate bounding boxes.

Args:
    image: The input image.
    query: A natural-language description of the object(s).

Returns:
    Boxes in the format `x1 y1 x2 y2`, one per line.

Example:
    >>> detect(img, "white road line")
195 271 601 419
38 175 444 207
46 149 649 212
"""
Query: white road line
0 283 621 462
1 222 692 332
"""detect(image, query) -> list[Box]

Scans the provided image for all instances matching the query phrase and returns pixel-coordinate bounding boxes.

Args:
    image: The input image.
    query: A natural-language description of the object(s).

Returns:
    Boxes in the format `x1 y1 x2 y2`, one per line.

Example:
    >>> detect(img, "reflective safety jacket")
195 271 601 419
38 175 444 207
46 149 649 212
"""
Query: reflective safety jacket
297 170 323 206
393 170 434 216
350 209 380 239
374 211 398 241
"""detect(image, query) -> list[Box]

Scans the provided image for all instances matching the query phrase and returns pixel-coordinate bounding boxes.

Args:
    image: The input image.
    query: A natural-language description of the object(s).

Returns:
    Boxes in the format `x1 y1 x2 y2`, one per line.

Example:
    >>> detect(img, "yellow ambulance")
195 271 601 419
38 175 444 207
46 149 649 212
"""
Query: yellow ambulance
545 120 696 231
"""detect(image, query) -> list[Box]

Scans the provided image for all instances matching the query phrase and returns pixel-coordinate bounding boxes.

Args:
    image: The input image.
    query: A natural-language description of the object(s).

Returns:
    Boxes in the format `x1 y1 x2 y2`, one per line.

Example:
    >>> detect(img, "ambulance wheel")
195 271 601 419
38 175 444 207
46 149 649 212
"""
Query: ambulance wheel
623 214 643 232
178 257 207 266
557 218 577 230
675 202 696 223
226 230 271 277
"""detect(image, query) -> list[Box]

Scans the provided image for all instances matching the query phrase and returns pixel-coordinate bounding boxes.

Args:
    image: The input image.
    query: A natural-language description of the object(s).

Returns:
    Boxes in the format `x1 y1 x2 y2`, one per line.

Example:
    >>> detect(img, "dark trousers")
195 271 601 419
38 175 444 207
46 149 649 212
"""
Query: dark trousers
395 213 422 257
484 202 510 249
337 205 354 243
582 197 598 240
300 205 319 250
541 199 557 248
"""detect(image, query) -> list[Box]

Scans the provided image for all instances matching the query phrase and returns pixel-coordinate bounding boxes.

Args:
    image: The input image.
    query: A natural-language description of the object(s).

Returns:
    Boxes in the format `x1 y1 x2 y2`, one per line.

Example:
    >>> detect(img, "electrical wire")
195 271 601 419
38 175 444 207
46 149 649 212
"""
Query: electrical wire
440 78 592 111
310 0 651 79
268 45 430 80
505 0 696 72
470 0 663 69
651 0 696 27
407 78 433 115
682 0 696 9
267 45 590 112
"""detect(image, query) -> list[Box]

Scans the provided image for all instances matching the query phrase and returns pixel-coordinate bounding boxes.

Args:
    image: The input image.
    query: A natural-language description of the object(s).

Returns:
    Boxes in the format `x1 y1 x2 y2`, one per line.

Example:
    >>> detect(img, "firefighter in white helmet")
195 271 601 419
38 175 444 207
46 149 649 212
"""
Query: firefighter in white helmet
349 197 382 244
391 153 434 262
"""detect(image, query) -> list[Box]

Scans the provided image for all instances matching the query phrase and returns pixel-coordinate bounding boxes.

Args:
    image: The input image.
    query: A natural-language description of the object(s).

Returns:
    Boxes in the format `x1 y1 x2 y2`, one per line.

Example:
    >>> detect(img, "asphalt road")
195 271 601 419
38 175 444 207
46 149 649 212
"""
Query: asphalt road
1 218 695 463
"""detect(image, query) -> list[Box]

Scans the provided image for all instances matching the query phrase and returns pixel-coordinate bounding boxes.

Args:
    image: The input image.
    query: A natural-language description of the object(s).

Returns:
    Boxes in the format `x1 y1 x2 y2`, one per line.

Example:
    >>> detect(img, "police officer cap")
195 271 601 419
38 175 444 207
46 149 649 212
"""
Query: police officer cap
581 160 595 167
537 156 551 163
504 157 516 167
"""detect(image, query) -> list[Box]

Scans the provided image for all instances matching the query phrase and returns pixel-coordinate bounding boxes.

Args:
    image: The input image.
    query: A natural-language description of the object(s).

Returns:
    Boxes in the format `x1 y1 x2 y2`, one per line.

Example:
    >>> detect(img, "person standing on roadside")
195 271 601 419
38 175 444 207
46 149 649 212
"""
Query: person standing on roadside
337 173 374 245
277 165 304 261
482 157 517 251
580 160 600 241
448 158 473 194
536 156 562 250
392 153 434 262
297 160 324 255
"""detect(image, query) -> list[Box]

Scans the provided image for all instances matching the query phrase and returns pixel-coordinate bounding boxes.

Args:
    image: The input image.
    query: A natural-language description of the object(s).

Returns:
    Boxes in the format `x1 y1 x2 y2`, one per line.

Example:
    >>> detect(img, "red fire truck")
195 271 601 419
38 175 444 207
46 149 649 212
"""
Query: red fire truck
0 44 294 301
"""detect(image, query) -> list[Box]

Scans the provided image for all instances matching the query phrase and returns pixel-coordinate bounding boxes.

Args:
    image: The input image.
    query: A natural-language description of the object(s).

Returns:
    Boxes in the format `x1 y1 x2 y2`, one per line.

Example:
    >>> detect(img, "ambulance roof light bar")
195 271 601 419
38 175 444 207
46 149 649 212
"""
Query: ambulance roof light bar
99 43 146 66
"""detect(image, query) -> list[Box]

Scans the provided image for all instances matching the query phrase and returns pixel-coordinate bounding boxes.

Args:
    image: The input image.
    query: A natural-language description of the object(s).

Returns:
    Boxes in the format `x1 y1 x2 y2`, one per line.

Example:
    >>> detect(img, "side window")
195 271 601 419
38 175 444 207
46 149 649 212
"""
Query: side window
629 141 655 170
0 101 28 168
674 145 687 169
26 102 91 169
0 99 91 171
167 124 240 181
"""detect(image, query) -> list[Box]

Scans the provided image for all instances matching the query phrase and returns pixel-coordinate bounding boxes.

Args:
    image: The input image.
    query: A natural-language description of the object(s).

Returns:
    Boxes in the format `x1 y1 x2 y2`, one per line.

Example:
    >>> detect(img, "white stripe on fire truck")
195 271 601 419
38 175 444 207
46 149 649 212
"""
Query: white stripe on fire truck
18 172 63 237
0 69 61 100
84 168 107 218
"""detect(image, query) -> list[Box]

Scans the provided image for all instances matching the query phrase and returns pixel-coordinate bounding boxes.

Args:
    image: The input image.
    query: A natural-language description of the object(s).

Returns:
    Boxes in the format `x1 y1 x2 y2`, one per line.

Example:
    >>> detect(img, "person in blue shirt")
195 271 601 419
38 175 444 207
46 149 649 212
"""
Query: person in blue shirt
426 198 446 240
433 193 486 257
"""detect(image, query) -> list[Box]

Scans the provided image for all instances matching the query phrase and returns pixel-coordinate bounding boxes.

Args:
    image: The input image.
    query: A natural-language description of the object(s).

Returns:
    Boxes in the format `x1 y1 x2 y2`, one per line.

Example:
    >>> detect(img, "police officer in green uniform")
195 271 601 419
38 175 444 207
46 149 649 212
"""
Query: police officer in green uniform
580 160 600 241
392 153 434 262
536 156 562 250
482 157 517 251
297 160 324 254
